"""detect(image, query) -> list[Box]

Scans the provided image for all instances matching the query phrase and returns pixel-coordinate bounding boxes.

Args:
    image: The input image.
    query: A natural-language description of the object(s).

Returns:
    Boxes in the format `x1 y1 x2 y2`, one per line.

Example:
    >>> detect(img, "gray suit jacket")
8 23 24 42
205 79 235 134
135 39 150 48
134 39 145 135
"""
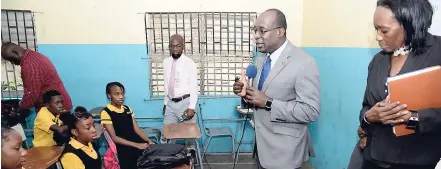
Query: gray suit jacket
253 41 320 169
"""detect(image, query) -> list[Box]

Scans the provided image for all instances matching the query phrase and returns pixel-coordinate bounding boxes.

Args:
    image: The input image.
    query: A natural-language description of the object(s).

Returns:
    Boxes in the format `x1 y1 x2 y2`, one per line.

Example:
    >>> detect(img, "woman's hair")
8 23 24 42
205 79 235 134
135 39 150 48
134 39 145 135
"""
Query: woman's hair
65 106 92 131
105 82 125 99
1 125 14 146
377 0 433 55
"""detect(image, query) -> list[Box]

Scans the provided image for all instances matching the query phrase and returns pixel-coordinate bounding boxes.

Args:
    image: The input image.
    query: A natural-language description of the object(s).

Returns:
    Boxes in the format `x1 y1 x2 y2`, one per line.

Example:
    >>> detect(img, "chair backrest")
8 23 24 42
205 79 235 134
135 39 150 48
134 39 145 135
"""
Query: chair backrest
89 106 106 119
197 104 209 134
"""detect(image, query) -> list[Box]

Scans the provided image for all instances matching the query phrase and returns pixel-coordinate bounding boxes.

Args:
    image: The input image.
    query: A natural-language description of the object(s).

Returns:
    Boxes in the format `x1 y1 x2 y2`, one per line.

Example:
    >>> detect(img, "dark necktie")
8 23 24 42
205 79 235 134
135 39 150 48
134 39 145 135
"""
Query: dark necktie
258 55 272 90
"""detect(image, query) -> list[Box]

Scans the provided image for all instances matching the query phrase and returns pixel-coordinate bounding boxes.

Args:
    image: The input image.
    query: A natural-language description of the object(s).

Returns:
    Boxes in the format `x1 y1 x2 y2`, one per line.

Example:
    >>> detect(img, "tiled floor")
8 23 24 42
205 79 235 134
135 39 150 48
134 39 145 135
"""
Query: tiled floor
195 155 315 169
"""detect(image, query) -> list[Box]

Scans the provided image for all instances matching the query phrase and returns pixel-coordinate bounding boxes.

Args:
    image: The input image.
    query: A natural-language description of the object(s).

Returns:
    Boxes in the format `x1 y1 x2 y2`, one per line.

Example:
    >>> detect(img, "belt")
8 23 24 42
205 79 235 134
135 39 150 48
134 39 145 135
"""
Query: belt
171 94 190 102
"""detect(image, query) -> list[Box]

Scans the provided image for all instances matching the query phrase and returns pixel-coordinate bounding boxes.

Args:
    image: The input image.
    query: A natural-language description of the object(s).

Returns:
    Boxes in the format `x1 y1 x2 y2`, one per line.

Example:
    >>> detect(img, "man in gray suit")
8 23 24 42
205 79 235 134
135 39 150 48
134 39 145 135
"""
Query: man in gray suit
233 9 320 169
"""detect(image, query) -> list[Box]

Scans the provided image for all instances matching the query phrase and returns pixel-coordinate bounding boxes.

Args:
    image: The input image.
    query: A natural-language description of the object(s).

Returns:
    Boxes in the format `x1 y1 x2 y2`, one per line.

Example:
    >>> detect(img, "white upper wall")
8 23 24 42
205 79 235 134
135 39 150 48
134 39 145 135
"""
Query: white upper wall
1 0 304 46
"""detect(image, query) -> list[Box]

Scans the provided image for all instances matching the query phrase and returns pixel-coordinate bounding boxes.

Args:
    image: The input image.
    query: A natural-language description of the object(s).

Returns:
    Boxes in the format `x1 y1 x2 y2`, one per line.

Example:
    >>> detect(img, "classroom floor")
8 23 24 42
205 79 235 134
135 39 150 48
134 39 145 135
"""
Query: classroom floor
196 154 315 169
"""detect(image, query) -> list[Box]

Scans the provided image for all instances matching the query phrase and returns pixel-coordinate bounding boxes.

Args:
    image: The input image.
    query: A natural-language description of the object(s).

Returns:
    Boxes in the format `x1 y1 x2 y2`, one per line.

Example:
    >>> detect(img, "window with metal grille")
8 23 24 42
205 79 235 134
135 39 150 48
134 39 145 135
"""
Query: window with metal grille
1 10 38 99
145 12 257 98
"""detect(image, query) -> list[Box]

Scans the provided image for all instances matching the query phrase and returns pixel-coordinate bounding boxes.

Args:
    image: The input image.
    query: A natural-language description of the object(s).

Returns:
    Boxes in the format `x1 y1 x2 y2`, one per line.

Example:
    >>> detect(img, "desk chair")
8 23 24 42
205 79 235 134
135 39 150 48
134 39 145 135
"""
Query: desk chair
162 123 203 169
89 106 106 119
198 104 235 161
140 127 162 143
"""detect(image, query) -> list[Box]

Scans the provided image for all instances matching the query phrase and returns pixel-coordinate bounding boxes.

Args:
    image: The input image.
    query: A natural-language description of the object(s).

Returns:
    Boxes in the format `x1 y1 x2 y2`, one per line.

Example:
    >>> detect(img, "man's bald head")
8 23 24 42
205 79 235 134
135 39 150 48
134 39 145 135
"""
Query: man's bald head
263 9 287 32
253 9 287 53
169 34 184 59
1 42 25 65
170 34 184 44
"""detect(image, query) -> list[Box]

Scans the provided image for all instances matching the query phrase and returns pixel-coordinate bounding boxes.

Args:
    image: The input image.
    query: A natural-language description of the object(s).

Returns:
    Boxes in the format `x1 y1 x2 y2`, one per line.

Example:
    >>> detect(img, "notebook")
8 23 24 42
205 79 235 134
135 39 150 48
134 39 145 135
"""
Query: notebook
387 65 441 136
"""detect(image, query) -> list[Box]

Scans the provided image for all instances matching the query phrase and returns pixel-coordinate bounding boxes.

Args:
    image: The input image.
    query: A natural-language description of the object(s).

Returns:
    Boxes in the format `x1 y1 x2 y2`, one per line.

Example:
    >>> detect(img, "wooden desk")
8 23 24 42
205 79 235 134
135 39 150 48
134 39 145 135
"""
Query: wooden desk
23 146 63 169
173 162 192 169
162 123 202 139
162 123 203 169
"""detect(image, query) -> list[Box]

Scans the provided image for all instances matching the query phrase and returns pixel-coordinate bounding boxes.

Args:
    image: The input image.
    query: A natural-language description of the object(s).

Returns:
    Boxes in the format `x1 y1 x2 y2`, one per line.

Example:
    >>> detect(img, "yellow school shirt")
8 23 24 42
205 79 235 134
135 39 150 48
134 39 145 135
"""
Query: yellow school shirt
100 104 135 125
60 138 98 169
33 107 63 147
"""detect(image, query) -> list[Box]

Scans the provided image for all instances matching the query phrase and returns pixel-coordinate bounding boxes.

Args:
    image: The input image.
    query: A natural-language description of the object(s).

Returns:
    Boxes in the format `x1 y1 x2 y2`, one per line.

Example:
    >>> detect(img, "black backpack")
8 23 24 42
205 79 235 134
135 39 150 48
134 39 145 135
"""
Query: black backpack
137 144 195 169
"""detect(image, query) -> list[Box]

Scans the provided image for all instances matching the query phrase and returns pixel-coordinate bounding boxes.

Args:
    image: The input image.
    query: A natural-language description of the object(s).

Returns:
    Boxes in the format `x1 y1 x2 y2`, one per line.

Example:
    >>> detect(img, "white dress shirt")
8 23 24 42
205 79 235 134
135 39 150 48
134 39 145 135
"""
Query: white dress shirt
268 39 288 68
163 54 198 109
257 39 288 86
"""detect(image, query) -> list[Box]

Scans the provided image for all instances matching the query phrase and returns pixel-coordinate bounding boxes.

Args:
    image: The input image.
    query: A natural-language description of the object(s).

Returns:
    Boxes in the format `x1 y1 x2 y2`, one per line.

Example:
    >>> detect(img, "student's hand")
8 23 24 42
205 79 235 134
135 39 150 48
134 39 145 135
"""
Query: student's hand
148 140 155 145
185 109 195 119
365 96 408 124
136 143 149 150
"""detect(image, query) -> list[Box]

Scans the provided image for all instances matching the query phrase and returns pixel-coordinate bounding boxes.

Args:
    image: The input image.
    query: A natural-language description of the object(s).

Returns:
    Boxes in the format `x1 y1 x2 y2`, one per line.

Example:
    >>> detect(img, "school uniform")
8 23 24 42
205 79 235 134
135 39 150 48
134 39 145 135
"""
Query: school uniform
101 104 146 169
33 107 63 147
60 138 101 169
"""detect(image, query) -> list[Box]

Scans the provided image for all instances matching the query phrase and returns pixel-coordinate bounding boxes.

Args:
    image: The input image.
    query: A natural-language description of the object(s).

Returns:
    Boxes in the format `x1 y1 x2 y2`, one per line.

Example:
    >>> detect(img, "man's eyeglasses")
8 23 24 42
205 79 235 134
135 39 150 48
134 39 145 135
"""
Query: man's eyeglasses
251 27 281 35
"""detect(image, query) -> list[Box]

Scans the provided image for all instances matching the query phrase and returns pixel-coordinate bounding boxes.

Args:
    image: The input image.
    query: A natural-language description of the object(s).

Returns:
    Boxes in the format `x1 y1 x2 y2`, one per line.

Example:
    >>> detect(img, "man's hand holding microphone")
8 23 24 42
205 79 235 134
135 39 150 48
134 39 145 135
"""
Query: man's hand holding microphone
233 64 269 108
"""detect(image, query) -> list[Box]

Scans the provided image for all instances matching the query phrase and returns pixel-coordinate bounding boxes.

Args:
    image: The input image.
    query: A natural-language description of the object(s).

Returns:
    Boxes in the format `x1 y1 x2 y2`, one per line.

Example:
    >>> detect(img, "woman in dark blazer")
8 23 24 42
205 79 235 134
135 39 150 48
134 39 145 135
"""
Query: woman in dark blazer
358 0 441 169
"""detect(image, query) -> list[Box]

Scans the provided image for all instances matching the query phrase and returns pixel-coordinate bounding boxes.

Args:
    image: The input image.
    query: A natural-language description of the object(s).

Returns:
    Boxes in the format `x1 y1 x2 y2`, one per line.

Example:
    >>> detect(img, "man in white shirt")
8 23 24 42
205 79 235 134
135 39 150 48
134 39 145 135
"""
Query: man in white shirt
162 34 198 125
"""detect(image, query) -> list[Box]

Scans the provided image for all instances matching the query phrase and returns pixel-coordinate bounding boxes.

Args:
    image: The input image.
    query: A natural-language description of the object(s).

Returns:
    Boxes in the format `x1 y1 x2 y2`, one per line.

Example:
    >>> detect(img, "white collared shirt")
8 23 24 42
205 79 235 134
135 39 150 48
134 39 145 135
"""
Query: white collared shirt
163 54 198 109
267 39 288 68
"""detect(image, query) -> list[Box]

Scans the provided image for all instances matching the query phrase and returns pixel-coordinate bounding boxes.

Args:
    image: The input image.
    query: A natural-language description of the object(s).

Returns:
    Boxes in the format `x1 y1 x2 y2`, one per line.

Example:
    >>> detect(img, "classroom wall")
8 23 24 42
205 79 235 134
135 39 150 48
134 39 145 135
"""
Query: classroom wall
1 0 305 153
302 0 380 168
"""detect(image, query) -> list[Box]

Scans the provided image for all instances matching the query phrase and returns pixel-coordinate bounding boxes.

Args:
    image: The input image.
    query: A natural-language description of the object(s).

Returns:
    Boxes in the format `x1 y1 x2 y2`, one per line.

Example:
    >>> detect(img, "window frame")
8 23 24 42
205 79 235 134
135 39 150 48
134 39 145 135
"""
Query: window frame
1 9 38 100
144 12 257 99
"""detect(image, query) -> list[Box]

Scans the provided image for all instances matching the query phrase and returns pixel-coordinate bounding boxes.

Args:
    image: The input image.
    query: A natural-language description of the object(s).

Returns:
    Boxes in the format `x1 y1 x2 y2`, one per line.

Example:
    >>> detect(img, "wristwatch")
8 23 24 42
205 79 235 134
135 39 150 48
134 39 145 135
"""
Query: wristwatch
406 111 419 129
264 98 273 111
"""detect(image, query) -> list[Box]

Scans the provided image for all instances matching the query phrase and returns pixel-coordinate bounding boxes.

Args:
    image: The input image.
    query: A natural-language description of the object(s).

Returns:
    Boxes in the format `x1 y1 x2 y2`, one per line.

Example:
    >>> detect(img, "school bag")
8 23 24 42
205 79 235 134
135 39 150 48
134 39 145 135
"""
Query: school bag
103 127 120 169
137 143 195 169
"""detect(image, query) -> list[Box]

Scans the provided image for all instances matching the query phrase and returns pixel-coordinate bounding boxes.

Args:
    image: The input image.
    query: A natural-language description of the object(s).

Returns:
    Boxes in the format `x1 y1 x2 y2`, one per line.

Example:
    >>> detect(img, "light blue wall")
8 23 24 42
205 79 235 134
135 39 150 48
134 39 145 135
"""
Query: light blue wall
303 47 380 169
37 44 381 168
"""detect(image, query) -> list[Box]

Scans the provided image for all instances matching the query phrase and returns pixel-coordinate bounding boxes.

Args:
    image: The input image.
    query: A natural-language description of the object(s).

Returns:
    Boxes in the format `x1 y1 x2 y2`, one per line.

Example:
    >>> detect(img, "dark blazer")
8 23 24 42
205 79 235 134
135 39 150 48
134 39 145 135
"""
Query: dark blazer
360 34 441 165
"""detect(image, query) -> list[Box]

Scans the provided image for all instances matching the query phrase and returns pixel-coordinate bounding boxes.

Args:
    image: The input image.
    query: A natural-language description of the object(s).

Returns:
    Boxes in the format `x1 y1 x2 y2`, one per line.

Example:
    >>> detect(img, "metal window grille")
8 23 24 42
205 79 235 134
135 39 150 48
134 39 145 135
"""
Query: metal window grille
1 10 38 99
145 12 257 98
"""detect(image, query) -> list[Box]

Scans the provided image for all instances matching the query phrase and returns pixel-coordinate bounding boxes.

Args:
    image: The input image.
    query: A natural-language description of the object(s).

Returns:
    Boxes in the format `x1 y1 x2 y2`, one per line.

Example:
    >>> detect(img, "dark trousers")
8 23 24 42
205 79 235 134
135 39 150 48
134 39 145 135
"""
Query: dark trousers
363 160 436 169
348 143 364 169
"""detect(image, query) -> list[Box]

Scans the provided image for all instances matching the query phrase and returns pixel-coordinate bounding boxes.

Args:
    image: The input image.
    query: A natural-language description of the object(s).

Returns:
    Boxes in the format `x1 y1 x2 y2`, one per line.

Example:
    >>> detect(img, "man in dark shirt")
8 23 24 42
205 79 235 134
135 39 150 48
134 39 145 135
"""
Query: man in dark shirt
1 42 72 113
